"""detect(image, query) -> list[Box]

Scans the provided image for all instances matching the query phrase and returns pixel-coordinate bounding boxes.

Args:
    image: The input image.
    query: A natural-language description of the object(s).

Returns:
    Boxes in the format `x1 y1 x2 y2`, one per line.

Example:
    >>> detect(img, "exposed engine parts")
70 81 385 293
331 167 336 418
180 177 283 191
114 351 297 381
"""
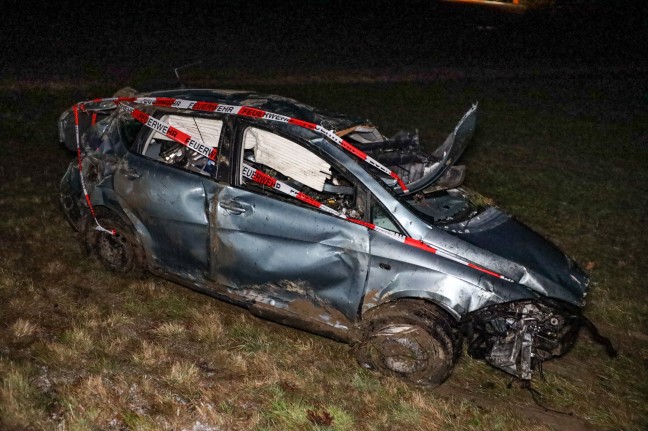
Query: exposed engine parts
466 300 582 380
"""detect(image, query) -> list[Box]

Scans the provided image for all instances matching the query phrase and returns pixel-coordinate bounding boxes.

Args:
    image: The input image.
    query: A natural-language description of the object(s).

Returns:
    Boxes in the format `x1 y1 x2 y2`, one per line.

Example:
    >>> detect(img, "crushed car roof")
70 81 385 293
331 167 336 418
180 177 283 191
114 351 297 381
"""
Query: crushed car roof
144 88 367 131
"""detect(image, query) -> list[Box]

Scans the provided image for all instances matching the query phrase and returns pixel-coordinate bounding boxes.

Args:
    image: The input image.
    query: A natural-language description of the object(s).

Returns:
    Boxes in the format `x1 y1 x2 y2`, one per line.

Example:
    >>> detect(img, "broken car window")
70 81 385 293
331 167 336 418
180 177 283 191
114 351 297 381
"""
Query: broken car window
83 114 118 154
242 127 332 191
240 127 362 218
140 115 223 177
120 117 144 150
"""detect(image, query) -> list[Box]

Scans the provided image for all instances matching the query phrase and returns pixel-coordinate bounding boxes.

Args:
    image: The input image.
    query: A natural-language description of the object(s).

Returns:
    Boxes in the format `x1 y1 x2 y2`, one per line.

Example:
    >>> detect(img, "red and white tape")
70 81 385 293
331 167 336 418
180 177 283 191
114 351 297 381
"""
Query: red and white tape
80 96 409 191
72 96 512 282
72 105 115 236
240 163 512 282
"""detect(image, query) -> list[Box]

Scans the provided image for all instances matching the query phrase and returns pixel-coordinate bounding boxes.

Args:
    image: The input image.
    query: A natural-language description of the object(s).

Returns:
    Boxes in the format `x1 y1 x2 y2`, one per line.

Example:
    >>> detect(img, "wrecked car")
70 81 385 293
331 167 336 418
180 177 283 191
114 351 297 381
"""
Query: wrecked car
58 88 594 387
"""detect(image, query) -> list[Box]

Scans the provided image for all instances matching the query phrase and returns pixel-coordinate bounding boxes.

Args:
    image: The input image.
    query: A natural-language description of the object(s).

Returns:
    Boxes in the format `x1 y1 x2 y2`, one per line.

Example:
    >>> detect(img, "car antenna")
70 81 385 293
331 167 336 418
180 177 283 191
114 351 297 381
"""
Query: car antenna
174 61 203 88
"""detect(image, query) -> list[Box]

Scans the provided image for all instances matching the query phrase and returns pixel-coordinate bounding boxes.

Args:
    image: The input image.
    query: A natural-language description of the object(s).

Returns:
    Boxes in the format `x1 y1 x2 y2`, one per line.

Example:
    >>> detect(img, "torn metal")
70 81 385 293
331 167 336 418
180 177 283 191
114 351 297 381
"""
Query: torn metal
466 299 582 379
57 87 610 386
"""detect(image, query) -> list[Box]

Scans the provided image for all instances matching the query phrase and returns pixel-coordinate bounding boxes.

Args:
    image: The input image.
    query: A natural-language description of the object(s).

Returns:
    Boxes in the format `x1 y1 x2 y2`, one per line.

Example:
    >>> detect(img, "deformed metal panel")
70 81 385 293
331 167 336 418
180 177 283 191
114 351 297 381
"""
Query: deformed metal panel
361 230 536 318
211 185 370 321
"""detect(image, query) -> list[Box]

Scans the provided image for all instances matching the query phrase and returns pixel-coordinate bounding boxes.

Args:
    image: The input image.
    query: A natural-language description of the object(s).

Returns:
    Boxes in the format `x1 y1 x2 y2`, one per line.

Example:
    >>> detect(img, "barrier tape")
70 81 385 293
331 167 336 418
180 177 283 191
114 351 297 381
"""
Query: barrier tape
77 96 409 192
72 105 115 235
240 162 512 282
72 97 512 282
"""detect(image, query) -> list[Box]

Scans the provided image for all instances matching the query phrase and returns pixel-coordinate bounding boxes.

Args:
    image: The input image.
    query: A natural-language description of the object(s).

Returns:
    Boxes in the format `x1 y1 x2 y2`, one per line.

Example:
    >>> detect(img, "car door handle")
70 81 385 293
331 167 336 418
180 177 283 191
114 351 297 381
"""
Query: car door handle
122 168 141 180
219 200 250 214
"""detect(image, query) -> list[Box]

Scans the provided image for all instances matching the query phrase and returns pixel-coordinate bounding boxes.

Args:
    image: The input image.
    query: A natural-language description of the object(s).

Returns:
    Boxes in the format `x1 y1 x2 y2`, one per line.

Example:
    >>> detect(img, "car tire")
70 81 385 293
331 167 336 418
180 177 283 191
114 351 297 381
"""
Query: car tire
83 209 144 275
355 299 459 387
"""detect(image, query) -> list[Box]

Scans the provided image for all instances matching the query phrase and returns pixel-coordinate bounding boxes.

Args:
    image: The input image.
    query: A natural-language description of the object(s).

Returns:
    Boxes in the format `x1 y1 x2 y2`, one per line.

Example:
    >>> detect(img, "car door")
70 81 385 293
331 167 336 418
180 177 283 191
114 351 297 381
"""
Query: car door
210 123 370 322
114 113 225 280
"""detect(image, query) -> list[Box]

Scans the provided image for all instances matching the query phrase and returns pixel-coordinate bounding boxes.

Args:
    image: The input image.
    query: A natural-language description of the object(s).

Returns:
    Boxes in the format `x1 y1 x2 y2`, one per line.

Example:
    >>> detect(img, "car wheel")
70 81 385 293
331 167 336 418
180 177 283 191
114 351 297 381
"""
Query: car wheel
355 299 459 387
83 209 144 274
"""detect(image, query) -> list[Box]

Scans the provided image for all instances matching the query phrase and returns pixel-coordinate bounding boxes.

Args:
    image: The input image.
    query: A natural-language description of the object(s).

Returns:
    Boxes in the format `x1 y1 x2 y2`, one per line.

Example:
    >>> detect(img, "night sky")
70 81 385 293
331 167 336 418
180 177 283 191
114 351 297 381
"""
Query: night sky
2 0 647 83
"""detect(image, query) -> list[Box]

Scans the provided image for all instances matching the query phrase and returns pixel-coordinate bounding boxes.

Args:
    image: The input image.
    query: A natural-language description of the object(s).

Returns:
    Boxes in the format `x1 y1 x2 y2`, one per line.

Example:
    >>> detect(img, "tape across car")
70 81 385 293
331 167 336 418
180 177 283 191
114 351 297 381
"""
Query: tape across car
58 87 613 386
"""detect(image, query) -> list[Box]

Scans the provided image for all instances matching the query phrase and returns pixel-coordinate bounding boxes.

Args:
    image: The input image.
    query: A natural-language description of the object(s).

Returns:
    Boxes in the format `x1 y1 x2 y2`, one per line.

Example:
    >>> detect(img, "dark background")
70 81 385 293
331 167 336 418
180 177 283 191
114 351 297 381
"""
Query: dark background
3 0 647 85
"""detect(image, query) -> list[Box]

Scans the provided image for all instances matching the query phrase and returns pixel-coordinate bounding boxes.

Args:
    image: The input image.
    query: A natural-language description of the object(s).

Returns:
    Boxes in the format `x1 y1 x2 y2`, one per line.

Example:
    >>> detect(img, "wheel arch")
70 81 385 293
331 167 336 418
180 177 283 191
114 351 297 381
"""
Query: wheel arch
354 296 460 387
84 189 154 266
80 204 149 273
362 290 462 322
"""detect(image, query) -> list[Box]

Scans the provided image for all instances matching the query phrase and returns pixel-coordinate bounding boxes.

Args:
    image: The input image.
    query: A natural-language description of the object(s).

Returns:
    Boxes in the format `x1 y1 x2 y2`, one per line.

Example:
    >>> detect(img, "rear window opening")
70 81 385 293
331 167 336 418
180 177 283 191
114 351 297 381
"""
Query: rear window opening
139 114 223 177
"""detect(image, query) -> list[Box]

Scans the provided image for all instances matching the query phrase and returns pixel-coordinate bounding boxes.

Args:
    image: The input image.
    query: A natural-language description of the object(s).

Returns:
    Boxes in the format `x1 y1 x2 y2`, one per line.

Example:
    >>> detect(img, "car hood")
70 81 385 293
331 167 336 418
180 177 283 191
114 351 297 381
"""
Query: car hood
398 103 477 196
446 207 589 305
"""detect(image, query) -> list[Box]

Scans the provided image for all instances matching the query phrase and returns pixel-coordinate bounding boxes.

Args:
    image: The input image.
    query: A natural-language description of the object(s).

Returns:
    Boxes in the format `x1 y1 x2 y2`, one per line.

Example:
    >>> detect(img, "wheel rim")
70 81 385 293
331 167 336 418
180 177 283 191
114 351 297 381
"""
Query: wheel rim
96 231 132 271
371 324 430 374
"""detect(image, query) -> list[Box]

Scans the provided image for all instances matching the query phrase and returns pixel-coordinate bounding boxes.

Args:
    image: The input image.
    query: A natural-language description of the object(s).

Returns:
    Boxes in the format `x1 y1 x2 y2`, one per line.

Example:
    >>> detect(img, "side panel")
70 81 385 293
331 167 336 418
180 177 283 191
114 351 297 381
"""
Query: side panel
113 153 211 279
362 232 536 319
211 185 370 322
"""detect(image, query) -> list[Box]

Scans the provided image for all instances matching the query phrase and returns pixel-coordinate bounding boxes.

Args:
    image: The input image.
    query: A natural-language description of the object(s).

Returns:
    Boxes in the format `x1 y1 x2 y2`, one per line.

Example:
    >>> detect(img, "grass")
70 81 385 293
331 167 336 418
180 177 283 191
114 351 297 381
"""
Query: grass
0 70 647 430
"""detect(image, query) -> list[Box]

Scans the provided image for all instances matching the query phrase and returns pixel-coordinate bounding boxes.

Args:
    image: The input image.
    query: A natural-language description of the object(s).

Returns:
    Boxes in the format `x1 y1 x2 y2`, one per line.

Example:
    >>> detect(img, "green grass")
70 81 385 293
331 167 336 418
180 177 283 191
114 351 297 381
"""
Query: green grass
1 71 647 430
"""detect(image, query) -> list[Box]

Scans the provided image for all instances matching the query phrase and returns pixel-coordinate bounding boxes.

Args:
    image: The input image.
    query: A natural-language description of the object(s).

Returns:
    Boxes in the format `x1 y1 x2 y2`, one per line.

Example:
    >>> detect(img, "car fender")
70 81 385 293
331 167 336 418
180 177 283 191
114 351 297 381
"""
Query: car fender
86 184 152 268
360 260 536 321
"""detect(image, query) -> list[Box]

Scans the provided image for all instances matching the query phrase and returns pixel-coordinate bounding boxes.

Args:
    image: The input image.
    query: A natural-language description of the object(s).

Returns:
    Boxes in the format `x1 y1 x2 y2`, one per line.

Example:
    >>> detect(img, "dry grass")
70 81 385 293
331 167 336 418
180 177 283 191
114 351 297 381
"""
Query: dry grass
1 74 647 430
10 318 38 338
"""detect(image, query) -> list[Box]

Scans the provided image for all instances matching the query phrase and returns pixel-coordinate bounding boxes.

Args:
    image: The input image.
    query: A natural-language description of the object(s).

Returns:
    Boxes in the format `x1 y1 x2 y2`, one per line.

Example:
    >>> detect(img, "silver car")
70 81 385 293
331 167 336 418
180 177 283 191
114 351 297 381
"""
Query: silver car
58 88 595 387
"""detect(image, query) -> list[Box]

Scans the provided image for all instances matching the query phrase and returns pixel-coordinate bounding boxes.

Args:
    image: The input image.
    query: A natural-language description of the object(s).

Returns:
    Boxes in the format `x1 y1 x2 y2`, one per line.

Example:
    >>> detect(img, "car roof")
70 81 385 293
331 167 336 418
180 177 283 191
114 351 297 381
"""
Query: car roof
144 88 368 131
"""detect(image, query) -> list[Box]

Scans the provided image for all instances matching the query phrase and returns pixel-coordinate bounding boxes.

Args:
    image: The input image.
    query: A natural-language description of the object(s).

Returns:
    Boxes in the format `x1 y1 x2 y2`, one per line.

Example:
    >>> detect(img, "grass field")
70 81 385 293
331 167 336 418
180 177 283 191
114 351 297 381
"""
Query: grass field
1 70 647 430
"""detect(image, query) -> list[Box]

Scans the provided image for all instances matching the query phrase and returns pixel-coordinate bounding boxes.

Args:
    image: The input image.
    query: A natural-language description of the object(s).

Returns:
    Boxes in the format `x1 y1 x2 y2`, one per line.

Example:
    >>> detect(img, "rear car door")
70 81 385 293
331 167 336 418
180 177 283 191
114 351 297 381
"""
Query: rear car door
211 123 370 322
114 113 225 280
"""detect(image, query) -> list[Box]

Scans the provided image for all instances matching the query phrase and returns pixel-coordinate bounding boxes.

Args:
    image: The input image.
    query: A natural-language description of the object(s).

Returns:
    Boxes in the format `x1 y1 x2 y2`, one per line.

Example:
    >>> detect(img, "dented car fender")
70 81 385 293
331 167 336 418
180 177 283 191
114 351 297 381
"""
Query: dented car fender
360 231 536 319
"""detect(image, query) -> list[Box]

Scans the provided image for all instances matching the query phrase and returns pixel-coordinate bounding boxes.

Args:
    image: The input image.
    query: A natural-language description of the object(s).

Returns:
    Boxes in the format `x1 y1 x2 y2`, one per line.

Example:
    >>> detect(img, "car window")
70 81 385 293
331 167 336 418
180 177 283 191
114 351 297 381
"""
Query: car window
240 127 363 218
140 115 223 177
83 115 116 153
242 127 332 190
120 117 144 149
370 196 402 234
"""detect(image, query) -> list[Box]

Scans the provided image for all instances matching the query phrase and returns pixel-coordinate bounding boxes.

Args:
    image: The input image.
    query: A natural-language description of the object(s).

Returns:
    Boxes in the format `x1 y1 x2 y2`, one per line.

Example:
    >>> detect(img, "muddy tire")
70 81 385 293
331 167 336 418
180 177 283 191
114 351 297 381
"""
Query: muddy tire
355 299 458 387
83 209 144 274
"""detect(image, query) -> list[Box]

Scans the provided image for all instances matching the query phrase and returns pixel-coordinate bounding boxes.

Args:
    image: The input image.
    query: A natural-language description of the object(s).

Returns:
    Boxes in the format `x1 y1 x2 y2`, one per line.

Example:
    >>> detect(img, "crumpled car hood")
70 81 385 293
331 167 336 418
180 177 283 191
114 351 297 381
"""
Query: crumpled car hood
398 103 477 195
447 207 589 305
